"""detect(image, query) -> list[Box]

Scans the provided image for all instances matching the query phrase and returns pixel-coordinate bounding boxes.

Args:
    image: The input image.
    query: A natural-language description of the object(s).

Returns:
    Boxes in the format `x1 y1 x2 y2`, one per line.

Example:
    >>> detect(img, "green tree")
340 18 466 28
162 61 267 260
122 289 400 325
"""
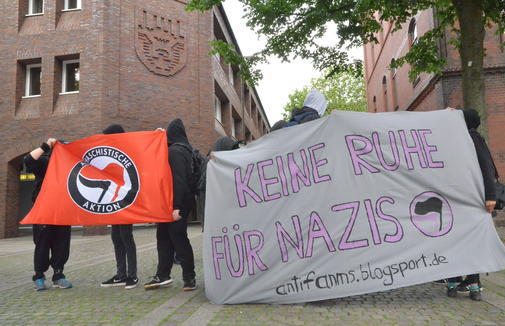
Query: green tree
187 0 505 135
282 70 367 120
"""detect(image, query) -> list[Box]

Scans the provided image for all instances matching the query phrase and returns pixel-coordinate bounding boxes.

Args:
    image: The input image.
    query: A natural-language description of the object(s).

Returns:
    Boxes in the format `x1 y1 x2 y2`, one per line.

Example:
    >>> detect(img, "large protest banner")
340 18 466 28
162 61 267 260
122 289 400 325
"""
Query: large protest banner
21 131 173 225
204 110 505 304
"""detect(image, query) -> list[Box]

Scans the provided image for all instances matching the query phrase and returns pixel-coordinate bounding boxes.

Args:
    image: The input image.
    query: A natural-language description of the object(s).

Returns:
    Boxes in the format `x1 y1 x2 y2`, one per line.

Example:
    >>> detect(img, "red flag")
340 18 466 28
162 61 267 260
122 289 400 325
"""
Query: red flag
21 131 173 225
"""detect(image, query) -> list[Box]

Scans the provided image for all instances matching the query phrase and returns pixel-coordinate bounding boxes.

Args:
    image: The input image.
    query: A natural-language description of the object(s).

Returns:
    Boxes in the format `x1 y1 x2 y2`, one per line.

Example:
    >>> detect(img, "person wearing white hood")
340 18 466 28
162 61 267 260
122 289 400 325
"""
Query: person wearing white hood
284 89 328 127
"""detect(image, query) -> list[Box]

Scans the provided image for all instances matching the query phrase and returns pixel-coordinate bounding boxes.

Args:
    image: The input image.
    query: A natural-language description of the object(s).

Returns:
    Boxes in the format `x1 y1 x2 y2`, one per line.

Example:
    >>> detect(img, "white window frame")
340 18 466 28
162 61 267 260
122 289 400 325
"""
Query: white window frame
61 59 80 94
214 95 222 123
23 63 42 98
63 0 82 11
27 0 44 16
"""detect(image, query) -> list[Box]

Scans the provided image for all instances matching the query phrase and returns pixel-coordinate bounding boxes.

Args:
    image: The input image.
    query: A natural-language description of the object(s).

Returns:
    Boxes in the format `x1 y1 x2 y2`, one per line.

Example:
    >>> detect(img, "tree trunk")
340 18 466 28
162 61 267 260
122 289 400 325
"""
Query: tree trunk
452 0 487 137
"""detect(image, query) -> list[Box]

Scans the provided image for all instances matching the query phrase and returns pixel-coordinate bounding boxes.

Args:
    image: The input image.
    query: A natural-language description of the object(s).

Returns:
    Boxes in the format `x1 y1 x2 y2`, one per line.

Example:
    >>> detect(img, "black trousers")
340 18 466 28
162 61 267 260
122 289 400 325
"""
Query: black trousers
156 214 195 281
111 224 137 279
32 225 71 281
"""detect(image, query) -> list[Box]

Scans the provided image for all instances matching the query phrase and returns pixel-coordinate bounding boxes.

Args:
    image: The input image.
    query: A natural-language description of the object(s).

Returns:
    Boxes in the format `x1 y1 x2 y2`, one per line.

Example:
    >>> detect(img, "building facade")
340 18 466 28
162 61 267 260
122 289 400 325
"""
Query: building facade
0 0 270 238
364 9 505 204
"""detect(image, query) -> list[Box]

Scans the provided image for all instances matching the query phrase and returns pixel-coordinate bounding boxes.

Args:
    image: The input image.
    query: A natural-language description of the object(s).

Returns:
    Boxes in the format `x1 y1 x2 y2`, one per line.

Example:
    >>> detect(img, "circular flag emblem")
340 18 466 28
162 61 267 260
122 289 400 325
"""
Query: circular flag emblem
409 191 453 237
67 146 140 214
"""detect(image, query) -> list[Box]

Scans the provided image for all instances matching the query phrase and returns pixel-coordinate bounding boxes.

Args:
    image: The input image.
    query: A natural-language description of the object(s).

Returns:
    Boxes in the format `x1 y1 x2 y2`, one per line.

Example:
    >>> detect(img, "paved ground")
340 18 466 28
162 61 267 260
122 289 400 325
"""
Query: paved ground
2 225 505 325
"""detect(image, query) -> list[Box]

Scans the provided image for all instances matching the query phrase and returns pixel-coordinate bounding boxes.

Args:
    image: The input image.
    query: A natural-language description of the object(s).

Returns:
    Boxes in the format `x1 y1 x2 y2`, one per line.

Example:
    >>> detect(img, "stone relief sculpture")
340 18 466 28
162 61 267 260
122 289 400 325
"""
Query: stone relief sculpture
135 7 187 77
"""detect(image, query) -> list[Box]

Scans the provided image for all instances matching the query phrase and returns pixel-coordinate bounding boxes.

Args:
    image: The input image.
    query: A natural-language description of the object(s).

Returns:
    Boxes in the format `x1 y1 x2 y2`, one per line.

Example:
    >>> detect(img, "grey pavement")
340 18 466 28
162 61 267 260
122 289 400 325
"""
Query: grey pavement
1 225 505 325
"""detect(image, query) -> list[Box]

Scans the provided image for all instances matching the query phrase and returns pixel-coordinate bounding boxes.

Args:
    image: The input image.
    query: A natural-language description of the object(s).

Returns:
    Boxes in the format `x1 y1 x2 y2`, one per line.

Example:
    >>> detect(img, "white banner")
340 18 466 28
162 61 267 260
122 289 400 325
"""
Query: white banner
203 110 505 304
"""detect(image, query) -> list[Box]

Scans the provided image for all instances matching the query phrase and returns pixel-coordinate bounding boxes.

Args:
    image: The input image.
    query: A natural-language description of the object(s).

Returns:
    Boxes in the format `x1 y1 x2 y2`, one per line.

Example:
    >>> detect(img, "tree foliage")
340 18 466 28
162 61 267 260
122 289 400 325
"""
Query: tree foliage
282 70 367 120
187 0 505 84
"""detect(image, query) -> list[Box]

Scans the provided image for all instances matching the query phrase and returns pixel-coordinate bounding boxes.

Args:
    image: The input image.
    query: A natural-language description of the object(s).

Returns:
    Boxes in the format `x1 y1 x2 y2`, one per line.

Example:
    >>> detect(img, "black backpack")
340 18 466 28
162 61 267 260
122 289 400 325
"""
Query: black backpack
172 143 209 195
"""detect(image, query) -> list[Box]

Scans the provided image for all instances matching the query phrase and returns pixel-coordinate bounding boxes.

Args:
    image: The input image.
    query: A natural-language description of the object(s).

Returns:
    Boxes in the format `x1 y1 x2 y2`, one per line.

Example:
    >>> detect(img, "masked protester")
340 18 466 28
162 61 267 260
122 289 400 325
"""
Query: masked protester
285 89 328 127
144 119 196 291
446 108 497 301
24 138 72 291
100 124 138 289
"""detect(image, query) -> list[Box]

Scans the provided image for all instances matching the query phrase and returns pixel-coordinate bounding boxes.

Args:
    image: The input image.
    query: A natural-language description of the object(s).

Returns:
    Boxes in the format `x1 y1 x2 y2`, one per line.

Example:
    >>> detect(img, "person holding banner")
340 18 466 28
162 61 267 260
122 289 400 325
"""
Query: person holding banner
100 124 138 289
285 89 328 127
446 108 497 301
144 119 196 291
24 138 72 291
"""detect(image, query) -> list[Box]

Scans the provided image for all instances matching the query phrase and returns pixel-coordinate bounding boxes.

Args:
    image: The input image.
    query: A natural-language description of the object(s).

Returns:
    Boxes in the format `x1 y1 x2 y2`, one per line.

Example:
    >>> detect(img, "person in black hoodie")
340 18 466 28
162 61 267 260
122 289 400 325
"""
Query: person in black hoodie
24 138 72 291
446 108 497 301
100 124 138 289
144 119 196 291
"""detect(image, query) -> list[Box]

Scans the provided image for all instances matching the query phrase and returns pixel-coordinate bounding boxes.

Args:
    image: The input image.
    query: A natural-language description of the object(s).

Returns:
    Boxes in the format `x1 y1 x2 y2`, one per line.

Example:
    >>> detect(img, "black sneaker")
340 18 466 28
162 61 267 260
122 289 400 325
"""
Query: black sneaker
143 276 173 290
101 275 126 287
447 286 457 298
470 289 482 301
125 277 138 290
183 279 196 291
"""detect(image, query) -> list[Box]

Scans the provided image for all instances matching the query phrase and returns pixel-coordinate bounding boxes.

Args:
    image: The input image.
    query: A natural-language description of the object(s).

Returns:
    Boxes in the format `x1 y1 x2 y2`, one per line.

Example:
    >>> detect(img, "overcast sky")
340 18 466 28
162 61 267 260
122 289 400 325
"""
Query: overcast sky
221 0 364 125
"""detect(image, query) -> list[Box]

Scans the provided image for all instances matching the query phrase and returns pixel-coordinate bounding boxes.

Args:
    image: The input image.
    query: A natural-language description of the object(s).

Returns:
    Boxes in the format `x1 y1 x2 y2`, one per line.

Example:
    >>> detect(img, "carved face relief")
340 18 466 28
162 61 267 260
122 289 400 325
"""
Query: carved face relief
135 8 187 77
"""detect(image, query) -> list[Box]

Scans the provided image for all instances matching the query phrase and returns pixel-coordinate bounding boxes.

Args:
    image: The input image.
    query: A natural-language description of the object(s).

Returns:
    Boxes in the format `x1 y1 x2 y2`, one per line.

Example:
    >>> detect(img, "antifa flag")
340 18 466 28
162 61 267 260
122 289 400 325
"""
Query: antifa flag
21 131 173 225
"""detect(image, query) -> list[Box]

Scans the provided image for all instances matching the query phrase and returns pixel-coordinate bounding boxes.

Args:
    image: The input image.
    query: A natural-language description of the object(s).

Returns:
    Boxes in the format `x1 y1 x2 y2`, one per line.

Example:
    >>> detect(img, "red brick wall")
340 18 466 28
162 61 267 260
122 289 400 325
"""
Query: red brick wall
364 9 505 220
0 1 269 238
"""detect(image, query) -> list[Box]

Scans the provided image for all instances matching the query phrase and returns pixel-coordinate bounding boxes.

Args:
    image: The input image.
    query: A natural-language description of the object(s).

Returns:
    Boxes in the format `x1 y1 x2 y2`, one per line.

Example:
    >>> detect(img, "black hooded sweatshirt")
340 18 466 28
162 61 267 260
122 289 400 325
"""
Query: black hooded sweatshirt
211 136 239 152
463 109 497 201
24 152 51 202
167 119 194 214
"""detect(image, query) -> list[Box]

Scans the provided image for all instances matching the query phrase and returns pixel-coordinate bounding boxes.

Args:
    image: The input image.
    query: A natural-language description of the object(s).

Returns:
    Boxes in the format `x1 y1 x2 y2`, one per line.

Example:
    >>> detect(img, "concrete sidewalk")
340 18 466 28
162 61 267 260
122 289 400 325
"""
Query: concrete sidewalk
1 225 505 325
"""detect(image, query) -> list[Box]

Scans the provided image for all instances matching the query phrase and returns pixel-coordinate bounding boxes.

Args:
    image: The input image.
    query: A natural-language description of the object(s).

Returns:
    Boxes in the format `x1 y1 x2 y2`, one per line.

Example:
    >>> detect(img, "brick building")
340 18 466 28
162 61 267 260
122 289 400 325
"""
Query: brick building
0 0 270 238
364 8 505 201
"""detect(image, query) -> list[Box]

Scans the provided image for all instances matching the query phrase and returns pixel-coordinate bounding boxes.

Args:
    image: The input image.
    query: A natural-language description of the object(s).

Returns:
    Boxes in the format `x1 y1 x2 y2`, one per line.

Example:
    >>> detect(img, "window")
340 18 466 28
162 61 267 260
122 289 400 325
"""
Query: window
229 65 234 86
231 117 236 138
408 19 418 48
61 59 80 93
382 76 389 112
390 59 399 109
64 0 81 10
390 58 397 77
24 64 42 97
214 95 222 122
372 96 377 113
27 0 43 15
234 117 241 139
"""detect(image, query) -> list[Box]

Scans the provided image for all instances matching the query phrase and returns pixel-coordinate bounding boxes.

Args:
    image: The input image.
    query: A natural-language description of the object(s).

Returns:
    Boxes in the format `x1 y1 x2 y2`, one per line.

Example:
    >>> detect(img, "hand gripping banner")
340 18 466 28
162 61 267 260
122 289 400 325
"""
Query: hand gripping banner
21 131 173 225
203 110 505 304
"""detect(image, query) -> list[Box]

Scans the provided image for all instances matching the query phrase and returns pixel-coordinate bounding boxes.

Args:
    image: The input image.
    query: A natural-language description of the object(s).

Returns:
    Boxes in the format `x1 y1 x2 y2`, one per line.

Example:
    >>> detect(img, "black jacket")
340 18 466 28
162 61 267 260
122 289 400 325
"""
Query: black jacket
24 152 50 202
289 107 320 124
463 109 497 201
167 119 194 215
469 129 497 201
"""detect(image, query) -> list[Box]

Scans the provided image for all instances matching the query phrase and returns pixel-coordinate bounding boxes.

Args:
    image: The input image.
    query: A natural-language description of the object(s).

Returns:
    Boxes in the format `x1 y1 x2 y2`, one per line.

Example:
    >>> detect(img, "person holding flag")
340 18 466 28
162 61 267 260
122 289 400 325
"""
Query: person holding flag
24 138 72 291
100 124 138 289
144 119 196 291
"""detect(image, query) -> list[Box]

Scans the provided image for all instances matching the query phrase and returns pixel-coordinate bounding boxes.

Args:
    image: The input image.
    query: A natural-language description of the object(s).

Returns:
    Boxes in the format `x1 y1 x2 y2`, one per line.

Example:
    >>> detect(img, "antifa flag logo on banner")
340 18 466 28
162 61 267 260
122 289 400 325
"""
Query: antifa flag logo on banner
21 131 173 226
67 146 140 214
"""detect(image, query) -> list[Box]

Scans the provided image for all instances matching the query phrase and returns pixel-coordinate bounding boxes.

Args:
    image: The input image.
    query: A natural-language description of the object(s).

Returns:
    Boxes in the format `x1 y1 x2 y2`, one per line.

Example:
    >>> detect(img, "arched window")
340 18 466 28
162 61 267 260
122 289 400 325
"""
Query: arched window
408 19 421 87
382 76 389 112
373 96 377 113
408 19 418 48
390 59 399 110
